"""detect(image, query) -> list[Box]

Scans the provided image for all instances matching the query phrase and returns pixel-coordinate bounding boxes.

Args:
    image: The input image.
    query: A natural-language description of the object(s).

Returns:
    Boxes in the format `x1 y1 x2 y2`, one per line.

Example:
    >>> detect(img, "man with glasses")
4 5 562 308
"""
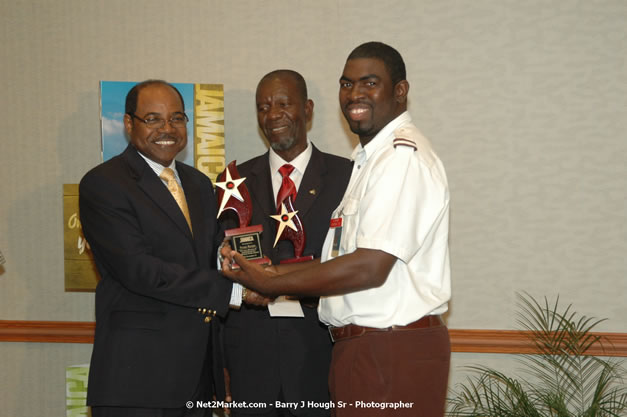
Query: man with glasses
80 80 243 416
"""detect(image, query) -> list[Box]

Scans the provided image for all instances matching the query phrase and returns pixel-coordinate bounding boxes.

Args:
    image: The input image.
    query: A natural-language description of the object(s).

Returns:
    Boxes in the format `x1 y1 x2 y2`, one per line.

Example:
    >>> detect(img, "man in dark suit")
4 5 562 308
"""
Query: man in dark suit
80 80 242 416
221 70 351 417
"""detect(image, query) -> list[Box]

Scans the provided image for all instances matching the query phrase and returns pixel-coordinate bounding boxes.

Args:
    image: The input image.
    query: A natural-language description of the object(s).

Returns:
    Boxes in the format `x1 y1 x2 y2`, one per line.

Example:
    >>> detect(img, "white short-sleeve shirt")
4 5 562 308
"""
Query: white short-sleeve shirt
318 112 451 328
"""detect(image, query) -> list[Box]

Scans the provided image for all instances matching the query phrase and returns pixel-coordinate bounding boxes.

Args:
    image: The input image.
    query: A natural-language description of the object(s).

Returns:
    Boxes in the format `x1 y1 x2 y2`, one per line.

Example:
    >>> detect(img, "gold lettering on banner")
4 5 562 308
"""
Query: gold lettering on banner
63 184 99 291
194 84 225 184
66 365 89 416
68 213 81 229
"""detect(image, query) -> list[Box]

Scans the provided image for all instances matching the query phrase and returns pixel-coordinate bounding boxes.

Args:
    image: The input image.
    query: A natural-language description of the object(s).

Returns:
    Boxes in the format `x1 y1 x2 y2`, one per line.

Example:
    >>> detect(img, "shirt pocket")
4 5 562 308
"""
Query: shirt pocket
339 197 360 253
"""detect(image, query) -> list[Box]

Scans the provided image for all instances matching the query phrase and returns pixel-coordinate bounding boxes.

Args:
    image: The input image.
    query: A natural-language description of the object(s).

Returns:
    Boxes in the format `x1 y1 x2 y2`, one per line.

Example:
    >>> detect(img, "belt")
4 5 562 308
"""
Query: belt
328 315 443 343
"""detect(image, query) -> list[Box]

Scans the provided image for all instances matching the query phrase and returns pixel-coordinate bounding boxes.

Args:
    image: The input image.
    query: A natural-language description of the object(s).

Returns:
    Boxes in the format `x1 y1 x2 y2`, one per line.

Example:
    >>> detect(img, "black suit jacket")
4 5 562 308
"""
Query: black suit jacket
80 145 233 408
221 144 351 416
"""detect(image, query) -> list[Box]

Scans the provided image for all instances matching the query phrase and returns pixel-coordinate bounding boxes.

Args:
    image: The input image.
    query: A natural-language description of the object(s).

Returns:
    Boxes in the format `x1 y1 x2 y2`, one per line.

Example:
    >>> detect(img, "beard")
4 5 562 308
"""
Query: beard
346 119 376 138
269 135 297 152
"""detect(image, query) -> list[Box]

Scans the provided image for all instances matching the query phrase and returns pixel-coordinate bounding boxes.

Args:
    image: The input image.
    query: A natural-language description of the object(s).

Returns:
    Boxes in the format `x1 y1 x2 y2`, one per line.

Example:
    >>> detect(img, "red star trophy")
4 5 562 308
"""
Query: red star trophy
216 161 269 267
271 196 314 264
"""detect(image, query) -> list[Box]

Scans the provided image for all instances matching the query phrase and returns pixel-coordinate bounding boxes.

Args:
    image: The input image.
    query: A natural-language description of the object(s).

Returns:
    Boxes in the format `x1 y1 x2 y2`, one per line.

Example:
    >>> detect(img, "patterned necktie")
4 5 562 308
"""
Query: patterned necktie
276 164 297 209
159 168 193 233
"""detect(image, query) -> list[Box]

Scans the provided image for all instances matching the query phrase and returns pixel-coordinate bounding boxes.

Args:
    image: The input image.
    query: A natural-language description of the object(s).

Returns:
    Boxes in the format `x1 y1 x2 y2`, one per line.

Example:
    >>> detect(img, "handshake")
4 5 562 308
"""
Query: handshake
220 243 321 310
220 245 277 307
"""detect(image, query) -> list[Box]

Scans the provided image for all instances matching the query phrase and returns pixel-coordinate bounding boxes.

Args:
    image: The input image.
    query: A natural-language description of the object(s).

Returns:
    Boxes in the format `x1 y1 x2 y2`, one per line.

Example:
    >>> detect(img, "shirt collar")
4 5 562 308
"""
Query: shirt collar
269 140 312 176
350 111 411 162
137 150 180 182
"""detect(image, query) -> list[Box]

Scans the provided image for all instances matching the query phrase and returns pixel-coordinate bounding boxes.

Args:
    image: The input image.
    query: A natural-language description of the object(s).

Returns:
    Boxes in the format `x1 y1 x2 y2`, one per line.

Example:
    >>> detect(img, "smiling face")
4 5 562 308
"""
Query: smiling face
339 57 408 146
124 83 187 167
256 74 313 162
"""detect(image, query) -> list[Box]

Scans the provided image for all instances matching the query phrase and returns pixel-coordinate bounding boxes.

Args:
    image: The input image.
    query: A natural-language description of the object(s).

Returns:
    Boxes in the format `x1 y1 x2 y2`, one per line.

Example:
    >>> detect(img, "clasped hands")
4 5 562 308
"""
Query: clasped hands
220 245 277 306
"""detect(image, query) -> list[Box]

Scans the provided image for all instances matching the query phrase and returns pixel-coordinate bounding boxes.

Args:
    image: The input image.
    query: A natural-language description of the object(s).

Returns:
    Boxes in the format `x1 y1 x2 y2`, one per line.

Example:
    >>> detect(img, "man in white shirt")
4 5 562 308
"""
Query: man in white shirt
222 43 451 417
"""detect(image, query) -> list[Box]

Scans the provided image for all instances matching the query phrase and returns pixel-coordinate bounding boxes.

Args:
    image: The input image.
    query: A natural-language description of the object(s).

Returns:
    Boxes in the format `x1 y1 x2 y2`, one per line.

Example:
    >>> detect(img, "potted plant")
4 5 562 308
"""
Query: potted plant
447 292 627 416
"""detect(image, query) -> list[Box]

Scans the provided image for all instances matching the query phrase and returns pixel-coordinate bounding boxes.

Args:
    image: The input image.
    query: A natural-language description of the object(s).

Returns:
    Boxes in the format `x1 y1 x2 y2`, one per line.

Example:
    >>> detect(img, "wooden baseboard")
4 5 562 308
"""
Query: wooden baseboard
1 320 626 356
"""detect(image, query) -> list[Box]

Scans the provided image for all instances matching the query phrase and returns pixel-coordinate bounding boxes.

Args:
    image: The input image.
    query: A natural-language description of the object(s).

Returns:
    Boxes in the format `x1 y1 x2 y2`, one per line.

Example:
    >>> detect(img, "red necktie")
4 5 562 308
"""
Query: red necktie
276 164 297 209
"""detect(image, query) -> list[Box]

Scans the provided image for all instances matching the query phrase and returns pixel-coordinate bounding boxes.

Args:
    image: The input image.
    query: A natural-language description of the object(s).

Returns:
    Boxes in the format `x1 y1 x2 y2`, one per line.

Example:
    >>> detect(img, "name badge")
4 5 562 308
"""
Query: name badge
329 217 343 258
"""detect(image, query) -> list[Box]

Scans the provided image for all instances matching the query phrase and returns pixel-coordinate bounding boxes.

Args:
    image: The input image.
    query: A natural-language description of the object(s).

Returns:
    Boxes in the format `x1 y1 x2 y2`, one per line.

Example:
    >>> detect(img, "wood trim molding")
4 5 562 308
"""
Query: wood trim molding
0 320 95 344
448 329 627 357
1 320 626 357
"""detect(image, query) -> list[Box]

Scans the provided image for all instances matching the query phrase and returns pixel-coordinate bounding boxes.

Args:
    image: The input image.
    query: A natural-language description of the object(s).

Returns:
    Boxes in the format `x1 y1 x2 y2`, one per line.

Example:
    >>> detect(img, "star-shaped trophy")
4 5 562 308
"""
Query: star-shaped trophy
271 195 314 264
216 161 269 266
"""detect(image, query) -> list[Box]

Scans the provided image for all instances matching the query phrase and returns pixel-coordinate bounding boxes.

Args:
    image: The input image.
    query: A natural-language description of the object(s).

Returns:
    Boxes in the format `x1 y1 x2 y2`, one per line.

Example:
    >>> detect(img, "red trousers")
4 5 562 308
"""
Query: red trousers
328 325 450 417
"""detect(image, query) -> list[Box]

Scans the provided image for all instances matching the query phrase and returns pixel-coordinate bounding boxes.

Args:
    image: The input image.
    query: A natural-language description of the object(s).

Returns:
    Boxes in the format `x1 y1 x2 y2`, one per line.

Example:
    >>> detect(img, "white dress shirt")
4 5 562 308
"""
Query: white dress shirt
318 112 451 328
268 140 313 202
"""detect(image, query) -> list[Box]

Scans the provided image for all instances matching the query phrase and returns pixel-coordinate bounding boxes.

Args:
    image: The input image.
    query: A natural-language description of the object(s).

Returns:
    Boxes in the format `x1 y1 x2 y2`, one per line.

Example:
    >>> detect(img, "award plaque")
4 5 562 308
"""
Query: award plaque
216 161 269 266
271 195 314 264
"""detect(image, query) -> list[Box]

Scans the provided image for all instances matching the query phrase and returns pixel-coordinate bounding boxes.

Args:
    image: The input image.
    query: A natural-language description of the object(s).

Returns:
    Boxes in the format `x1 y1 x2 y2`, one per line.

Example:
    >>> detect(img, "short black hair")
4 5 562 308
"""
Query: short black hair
346 42 406 86
257 69 308 101
125 79 185 116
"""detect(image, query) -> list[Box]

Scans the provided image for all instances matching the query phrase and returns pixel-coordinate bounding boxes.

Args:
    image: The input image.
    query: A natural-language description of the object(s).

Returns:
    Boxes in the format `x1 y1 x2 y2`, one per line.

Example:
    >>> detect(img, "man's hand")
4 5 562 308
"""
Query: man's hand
221 251 276 296
242 288 274 306
219 240 232 266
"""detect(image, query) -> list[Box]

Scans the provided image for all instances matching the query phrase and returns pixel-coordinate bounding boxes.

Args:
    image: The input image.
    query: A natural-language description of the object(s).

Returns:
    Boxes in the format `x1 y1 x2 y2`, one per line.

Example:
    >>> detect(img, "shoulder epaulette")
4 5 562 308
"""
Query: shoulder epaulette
393 137 417 151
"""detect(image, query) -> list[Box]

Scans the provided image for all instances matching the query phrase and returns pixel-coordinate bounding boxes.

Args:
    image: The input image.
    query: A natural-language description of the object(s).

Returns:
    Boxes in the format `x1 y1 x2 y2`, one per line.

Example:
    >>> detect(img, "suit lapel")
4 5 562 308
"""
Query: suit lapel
246 153 276 219
247 146 327 223
295 144 326 219
178 163 209 259
124 146 194 241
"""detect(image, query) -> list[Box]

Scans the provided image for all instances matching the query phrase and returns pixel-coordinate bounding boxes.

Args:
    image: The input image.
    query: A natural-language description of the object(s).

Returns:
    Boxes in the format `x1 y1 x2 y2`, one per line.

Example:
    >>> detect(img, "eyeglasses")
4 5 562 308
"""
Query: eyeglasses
130 113 189 129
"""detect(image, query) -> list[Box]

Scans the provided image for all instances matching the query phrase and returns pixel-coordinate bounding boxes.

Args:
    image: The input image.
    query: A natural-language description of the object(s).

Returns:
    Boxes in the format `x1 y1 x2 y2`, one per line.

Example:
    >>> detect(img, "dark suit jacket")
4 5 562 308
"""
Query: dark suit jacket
221 144 351 416
80 145 233 408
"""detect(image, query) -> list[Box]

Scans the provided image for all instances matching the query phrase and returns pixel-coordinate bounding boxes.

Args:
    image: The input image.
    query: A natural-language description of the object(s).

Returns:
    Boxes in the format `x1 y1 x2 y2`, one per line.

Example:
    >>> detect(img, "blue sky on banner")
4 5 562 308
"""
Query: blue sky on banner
100 81 194 164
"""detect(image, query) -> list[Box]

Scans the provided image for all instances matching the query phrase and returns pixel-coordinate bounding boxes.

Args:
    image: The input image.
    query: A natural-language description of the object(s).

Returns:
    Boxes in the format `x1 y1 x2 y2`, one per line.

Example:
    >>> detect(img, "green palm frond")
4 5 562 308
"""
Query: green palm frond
447 293 627 417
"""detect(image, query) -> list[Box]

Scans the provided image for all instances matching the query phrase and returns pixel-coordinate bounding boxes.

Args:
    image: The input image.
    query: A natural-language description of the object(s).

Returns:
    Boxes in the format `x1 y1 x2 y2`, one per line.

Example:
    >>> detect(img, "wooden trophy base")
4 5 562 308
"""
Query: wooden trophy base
280 255 314 264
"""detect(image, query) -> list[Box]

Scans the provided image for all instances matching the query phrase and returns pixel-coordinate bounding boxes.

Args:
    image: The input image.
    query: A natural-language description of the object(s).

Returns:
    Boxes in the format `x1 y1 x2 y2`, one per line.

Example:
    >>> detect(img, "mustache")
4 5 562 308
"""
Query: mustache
154 133 179 142
344 99 371 107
